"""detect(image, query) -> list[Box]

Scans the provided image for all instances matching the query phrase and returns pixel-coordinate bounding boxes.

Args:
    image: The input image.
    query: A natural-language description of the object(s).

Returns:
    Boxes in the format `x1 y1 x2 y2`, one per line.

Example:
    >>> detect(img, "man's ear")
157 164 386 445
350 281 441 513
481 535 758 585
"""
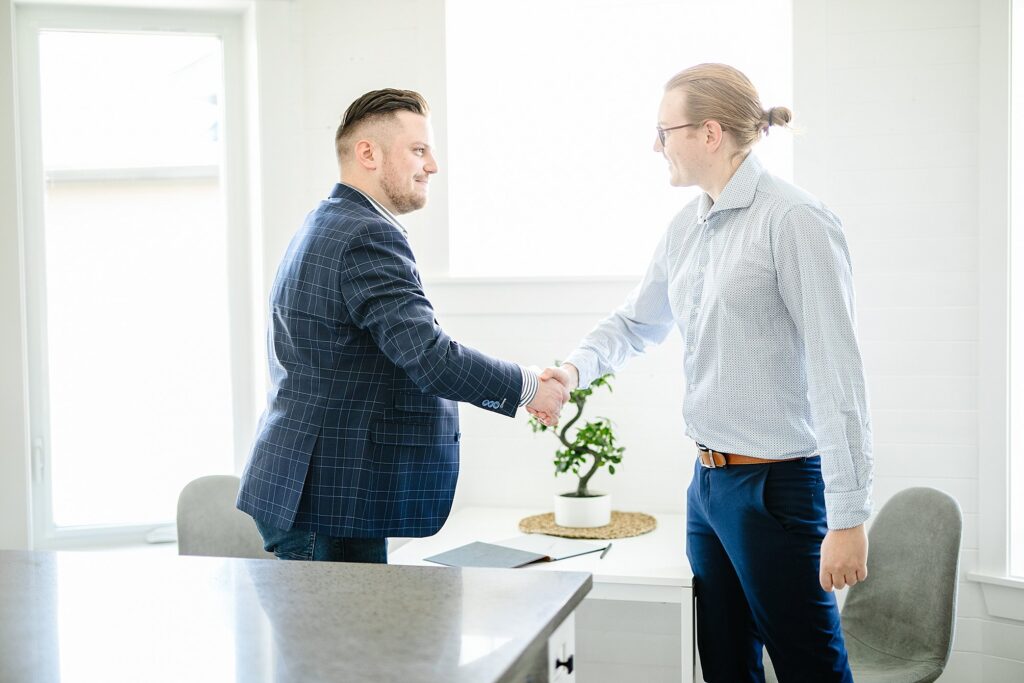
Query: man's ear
703 120 725 152
353 139 379 171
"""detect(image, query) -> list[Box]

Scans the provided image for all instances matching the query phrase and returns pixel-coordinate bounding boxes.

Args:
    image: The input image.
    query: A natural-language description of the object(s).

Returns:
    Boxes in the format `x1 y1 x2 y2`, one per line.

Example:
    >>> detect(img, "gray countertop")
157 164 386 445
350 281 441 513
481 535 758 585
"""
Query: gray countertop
0 549 591 683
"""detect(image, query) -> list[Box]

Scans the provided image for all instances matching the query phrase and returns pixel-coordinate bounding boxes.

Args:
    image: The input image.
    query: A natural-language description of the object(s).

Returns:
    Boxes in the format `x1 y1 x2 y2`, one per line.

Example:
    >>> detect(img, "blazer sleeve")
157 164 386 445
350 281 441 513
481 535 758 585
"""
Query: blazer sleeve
338 219 522 417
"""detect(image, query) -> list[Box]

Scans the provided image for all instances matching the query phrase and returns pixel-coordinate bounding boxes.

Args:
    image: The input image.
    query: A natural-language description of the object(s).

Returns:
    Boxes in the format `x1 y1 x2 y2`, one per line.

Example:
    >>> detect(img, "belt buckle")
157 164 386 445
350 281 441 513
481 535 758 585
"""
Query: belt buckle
697 444 728 469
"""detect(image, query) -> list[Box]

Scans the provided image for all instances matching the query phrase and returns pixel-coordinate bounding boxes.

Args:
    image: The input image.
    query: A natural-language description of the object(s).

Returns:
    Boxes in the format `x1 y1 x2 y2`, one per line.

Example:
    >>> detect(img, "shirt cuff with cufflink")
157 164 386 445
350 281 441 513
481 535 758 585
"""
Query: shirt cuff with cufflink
518 365 538 407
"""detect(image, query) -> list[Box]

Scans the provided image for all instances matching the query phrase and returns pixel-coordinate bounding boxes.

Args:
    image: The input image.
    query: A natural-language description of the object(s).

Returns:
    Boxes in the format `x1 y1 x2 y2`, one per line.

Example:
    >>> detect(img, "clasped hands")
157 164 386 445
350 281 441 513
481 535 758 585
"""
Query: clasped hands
525 364 580 426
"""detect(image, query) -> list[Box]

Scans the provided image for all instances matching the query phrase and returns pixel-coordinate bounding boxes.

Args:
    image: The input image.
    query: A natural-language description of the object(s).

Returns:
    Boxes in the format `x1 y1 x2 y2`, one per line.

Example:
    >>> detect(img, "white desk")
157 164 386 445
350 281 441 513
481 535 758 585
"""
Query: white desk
389 507 695 683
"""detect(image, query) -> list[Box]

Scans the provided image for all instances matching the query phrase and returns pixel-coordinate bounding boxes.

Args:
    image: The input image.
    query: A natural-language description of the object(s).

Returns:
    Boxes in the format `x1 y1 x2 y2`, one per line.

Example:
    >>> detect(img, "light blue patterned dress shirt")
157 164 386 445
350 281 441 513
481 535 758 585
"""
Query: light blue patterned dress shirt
565 154 873 529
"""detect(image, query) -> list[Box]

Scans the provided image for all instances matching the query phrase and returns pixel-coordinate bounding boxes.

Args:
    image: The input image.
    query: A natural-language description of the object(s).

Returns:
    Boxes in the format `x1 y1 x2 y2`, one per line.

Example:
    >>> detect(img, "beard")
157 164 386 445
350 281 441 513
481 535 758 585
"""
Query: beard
380 159 427 215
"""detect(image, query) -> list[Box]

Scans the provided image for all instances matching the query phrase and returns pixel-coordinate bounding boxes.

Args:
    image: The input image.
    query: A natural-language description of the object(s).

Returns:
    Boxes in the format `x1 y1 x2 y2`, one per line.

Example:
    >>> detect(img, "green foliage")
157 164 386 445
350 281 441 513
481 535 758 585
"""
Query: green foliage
528 371 624 498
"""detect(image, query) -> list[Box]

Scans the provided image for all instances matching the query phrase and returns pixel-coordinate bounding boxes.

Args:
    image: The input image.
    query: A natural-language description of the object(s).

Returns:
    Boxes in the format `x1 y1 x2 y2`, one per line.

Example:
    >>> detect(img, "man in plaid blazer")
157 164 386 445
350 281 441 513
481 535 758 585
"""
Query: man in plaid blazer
237 89 570 563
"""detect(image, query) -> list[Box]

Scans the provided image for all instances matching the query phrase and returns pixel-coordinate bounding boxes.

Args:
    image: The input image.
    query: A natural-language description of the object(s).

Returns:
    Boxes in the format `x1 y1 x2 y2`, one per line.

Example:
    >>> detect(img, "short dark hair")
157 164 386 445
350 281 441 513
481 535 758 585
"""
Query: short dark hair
335 88 429 160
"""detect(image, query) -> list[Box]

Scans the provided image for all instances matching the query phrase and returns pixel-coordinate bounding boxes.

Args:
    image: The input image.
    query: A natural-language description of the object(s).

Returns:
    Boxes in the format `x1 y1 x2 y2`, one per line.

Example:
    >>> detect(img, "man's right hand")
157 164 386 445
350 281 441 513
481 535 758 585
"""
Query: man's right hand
541 363 579 392
526 364 577 425
527 372 572 426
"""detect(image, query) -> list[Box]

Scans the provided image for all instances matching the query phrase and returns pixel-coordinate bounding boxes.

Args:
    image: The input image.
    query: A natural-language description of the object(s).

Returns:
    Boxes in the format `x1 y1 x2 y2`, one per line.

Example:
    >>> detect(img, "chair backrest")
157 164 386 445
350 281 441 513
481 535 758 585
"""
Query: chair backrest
176 475 273 559
840 487 962 666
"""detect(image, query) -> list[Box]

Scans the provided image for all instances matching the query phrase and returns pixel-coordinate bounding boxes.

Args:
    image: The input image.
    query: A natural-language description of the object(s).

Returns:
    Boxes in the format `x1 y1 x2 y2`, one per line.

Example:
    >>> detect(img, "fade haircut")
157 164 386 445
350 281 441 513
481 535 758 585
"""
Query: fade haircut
334 88 430 162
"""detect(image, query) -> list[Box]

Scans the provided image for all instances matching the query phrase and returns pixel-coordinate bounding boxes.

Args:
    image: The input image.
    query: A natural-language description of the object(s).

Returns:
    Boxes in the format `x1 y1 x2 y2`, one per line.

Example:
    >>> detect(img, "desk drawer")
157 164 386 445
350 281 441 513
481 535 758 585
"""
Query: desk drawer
548 612 576 682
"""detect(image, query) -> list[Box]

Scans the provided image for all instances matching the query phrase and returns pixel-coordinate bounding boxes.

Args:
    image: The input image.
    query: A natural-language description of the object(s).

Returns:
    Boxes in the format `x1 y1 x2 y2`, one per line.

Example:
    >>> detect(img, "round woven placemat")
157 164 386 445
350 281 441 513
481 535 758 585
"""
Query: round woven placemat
518 511 657 539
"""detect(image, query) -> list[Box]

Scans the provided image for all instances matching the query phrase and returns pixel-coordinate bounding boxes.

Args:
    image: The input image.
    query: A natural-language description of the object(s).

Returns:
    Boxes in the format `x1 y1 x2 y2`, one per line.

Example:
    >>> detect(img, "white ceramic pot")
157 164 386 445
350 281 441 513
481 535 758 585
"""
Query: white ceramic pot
554 492 611 528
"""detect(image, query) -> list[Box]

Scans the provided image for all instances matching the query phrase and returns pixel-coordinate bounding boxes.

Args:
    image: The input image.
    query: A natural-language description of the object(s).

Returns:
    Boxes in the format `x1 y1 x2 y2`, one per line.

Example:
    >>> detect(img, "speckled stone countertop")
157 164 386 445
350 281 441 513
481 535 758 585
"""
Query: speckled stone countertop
0 549 591 683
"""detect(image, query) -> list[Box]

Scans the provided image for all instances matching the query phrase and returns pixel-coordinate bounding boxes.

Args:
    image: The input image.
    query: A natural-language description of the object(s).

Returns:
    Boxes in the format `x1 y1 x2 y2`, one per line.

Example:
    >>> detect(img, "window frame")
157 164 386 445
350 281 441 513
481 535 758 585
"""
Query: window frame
16 4 256 548
972 0 1024 619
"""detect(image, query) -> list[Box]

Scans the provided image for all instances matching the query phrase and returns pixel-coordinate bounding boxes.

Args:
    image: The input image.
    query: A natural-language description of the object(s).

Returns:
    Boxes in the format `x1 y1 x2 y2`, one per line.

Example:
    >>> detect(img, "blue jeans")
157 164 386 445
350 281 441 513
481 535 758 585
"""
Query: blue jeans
254 519 388 564
686 456 853 683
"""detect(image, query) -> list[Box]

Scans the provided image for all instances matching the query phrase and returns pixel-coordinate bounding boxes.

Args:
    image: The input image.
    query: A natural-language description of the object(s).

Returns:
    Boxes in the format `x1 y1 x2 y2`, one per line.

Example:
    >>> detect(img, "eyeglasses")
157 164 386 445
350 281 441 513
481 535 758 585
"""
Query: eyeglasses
656 122 698 146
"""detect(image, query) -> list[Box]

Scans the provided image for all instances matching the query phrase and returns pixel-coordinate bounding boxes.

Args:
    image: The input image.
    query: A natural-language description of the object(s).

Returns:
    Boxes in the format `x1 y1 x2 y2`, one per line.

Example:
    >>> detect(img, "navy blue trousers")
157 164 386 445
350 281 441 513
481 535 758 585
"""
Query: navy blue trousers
255 519 387 563
686 456 853 683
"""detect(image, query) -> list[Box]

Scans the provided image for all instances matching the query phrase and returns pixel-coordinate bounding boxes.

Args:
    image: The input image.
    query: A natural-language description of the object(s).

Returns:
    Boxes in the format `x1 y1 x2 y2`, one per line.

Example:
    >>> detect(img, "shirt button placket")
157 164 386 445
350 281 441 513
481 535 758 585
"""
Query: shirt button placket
684 225 709 390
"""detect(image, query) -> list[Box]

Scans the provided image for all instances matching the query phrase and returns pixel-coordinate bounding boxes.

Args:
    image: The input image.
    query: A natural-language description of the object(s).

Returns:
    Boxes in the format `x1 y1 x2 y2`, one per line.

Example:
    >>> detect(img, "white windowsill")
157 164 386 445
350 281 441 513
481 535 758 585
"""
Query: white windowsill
967 572 1024 622
45 165 219 182
423 275 641 286
420 277 642 317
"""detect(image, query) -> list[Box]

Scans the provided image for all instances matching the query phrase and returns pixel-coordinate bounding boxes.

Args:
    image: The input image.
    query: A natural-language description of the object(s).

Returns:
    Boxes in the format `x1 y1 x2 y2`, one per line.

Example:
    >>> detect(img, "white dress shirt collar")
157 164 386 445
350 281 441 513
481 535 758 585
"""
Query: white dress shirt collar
341 183 408 235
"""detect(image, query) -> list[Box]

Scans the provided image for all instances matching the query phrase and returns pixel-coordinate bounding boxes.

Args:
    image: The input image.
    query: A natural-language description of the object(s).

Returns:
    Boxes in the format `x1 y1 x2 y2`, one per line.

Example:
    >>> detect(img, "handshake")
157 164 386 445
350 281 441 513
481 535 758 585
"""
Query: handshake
525 363 580 427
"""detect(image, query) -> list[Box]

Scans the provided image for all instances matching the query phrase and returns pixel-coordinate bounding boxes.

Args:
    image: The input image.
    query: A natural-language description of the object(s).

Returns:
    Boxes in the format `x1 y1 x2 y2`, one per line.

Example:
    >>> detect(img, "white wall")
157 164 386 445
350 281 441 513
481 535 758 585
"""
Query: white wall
793 0 1023 679
281 0 450 281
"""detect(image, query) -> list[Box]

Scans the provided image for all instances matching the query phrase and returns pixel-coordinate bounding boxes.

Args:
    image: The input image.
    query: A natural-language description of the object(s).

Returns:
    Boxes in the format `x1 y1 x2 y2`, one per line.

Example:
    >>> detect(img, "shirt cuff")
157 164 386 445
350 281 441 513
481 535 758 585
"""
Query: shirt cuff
824 487 872 530
563 350 598 389
518 365 538 407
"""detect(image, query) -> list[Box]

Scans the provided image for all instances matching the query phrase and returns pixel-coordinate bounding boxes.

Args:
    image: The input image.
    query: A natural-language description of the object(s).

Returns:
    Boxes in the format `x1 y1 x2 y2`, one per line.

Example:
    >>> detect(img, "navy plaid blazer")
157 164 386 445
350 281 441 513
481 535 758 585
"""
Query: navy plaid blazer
237 184 523 538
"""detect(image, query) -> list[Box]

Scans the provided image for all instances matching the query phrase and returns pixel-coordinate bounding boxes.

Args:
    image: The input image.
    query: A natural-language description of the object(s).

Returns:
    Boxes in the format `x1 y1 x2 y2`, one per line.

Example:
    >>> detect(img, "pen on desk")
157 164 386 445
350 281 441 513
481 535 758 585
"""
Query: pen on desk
600 543 612 559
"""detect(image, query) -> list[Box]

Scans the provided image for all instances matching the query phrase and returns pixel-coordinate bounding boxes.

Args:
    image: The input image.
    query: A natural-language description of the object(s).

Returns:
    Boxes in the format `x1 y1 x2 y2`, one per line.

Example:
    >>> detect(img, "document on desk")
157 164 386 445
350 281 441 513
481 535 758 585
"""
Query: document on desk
424 536 610 568
495 535 610 562
424 541 548 568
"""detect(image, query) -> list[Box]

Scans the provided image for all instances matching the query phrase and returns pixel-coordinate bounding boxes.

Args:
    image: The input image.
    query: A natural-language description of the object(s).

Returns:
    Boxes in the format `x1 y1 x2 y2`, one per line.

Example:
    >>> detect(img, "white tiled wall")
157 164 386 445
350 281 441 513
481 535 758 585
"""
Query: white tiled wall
791 0 1022 679
428 282 688 515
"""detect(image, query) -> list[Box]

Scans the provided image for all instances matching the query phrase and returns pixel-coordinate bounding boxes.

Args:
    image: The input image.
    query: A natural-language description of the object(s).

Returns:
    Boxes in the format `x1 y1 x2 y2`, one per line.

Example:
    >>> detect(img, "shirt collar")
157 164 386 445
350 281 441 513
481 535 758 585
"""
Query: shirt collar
335 182 408 235
698 153 764 220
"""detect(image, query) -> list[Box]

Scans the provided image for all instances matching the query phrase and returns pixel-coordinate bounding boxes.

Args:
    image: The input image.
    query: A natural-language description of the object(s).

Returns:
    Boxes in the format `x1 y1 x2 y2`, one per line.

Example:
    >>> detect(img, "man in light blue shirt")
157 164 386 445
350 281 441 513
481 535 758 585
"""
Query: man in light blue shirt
543 64 872 682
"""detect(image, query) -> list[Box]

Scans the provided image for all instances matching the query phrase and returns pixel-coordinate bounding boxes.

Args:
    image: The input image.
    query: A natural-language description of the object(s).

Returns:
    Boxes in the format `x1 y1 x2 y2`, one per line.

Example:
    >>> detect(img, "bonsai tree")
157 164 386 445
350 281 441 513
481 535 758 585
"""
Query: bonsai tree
529 372 624 498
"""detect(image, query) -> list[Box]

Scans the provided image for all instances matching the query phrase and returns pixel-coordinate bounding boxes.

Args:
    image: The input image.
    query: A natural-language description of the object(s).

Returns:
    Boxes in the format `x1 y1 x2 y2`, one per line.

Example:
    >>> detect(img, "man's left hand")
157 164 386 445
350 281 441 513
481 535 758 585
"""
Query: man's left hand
819 524 868 592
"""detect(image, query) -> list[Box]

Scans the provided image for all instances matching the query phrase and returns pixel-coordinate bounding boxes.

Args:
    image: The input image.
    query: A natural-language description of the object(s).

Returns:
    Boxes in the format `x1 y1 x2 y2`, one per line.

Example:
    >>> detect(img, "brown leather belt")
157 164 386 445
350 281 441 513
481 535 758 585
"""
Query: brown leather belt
697 444 803 468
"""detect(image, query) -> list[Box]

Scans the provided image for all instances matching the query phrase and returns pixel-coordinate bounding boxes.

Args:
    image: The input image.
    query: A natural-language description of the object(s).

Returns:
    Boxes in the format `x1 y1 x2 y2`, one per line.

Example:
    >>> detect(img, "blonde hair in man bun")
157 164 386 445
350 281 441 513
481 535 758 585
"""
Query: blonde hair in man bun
666 63 791 149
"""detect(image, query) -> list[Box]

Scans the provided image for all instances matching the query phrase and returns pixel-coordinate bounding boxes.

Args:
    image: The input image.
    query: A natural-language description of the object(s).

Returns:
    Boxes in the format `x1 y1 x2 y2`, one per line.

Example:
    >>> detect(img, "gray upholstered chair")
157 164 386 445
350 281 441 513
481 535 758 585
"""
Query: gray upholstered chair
176 474 273 559
764 486 962 683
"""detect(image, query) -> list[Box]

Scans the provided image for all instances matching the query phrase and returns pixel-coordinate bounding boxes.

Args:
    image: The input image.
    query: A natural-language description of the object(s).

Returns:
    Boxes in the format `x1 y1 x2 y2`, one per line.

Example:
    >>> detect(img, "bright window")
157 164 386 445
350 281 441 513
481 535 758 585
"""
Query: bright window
446 0 793 277
19 8 254 543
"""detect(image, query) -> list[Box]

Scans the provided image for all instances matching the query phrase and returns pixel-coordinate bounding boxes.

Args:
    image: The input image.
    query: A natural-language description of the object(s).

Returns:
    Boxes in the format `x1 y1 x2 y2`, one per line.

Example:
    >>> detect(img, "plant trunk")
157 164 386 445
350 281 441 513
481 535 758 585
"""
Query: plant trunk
557 399 585 448
576 456 602 497
558 397 602 497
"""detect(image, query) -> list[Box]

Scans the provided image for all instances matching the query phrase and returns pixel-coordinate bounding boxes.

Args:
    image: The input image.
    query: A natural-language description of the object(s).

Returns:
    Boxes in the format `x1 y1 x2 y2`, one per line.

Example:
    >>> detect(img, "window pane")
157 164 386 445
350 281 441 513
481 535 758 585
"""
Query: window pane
40 31 221 170
446 0 793 277
38 31 234 528
1011 0 1024 579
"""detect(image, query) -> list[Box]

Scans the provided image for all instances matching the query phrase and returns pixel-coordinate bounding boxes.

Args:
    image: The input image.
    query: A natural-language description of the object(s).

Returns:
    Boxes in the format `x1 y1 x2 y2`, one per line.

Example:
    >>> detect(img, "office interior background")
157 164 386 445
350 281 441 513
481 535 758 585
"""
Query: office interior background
0 0 1022 680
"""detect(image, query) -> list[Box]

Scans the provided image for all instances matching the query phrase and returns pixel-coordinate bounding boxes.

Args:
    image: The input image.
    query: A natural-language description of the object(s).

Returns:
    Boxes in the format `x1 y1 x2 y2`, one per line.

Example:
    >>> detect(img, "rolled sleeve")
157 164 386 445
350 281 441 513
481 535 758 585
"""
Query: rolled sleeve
773 204 874 529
